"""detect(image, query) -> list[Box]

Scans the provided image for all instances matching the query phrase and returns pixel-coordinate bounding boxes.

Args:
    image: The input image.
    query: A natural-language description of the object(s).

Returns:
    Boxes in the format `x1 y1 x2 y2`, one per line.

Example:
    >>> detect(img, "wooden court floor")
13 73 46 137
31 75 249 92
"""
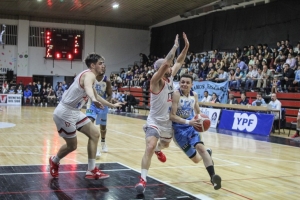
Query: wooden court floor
0 106 299 200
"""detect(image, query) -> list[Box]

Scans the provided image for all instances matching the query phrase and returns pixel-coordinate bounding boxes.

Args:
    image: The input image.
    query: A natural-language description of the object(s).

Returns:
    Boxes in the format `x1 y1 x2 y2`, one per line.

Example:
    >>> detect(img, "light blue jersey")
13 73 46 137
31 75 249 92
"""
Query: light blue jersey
86 75 109 125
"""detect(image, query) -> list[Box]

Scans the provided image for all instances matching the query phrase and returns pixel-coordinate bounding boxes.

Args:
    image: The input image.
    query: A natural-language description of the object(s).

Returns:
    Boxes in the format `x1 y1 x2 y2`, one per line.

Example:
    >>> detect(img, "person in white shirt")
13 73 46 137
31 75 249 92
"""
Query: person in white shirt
201 91 212 102
111 89 120 103
269 93 281 120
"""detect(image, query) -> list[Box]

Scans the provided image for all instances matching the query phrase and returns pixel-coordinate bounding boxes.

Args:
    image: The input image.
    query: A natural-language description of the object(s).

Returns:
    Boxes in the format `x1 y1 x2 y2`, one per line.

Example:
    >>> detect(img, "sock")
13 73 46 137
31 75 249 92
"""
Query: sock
141 169 148 181
101 138 105 142
155 143 161 152
206 165 215 179
52 155 61 164
88 159 96 170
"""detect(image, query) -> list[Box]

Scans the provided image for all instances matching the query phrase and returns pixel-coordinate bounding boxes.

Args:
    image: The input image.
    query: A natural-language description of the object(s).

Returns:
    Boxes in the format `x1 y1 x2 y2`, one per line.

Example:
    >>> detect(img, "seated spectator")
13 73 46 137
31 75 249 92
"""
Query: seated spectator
280 63 294 92
16 86 23 95
251 92 266 106
215 68 228 82
227 93 238 104
285 53 296 70
206 68 218 82
8 86 15 94
244 65 257 91
210 93 220 104
268 93 281 120
201 91 212 102
229 68 243 90
271 77 281 93
47 89 56 105
61 81 68 91
23 88 32 104
112 89 120 104
121 91 137 112
293 65 300 92
239 92 249 105
257 65 271 92
32 88 41 105
40 88 48 106
188 70 198 81
56 87 64 103
237 58 248 73
2 80 8 94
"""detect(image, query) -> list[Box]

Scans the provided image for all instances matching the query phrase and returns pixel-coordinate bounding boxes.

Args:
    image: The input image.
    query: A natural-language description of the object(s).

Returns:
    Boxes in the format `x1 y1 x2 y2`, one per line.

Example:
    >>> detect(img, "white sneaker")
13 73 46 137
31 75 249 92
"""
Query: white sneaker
96 149 101 159
101 142 108 153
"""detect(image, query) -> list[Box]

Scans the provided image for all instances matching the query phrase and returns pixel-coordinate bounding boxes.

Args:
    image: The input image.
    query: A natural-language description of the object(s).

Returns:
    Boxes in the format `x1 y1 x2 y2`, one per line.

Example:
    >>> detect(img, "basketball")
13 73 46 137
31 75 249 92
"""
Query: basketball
193 113 211 132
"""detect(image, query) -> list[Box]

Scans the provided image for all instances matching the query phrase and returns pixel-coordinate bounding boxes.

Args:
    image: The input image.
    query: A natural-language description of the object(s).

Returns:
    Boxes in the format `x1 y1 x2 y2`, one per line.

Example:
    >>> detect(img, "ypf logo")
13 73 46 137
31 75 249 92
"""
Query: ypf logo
232 113 257 132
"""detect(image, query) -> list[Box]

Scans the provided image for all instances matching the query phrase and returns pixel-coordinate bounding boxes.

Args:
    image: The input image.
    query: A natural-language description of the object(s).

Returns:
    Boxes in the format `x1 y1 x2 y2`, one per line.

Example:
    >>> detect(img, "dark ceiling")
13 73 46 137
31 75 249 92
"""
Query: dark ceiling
0 0 218 29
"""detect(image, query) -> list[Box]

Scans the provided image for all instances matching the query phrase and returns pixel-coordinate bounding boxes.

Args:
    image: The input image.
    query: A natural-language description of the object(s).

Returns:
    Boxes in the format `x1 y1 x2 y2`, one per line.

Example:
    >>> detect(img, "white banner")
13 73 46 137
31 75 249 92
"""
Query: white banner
0 94 22 105
200 107 221 128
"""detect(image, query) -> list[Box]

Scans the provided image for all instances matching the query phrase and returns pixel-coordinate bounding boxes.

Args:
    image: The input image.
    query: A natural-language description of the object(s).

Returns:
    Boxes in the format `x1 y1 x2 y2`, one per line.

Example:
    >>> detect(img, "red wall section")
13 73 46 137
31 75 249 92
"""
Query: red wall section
16 76 33 86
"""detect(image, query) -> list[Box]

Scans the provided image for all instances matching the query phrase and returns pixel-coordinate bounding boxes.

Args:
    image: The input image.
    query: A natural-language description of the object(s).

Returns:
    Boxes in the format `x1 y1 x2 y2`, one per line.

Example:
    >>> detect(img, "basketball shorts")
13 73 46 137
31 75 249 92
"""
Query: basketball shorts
86 103 109 126
143 124 173 142
53 103 90 138
173 126 203 158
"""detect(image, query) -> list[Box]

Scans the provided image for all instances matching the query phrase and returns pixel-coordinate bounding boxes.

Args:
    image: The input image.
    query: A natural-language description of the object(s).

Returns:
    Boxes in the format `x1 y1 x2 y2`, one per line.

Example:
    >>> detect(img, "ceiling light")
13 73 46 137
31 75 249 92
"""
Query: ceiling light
112 3 119 9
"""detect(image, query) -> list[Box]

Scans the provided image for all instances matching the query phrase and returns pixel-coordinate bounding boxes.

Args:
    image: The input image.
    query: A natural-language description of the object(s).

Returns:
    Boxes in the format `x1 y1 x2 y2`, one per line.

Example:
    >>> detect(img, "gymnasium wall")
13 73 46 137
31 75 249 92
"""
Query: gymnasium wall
0 18 150 79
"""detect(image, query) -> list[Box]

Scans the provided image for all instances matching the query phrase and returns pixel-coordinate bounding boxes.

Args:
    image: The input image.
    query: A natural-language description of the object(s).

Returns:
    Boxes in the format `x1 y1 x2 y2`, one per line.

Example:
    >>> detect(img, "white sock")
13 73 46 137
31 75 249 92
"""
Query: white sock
141 169 148 181
52 155 60 164
155 143 161 152
88 159 96 170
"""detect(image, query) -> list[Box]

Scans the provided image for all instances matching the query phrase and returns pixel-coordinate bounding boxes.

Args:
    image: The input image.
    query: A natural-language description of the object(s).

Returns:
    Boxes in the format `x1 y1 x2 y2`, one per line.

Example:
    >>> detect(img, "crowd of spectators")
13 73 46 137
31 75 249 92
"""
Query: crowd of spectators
1 80 69 106
110 40 300 96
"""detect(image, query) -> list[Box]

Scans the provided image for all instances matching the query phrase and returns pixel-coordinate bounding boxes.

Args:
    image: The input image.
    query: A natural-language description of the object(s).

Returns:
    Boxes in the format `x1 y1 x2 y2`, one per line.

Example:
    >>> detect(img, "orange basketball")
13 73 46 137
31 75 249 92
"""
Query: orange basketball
193 113 211 132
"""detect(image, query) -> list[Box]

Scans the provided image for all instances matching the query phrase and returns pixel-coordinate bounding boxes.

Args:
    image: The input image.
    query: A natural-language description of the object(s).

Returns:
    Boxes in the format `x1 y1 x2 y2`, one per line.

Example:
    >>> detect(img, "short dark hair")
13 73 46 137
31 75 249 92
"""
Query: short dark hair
180 74 193 82
85 53 104 68
204 91 208 94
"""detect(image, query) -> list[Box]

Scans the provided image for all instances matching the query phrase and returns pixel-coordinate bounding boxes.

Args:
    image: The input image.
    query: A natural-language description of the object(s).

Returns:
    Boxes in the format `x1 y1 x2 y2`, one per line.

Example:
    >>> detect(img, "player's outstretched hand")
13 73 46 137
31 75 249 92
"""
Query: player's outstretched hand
93 101 104 109
182 32 189 48
174 34 179 48
113 102 123 108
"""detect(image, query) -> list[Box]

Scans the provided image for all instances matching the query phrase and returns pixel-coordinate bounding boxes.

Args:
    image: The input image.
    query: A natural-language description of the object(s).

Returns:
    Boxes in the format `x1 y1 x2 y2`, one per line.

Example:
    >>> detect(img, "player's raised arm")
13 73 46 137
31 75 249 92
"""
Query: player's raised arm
171 32 189 77
150 34 179 84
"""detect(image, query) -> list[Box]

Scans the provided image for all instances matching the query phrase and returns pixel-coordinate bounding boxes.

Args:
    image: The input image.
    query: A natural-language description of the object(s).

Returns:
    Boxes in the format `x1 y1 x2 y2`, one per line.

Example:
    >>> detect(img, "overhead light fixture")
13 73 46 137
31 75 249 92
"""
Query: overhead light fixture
112 3 119 9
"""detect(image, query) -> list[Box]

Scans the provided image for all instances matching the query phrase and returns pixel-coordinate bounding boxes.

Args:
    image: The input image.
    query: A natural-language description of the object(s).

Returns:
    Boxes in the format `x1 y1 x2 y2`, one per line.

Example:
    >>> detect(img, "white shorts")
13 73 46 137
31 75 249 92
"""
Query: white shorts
144 124 173 142
53 103 90 138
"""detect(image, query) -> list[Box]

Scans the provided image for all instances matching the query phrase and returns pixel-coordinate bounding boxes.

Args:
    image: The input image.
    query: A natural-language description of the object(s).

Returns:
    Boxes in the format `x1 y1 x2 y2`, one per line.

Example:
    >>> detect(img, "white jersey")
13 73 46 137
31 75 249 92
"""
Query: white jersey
61 69 90 109
147 76 174 131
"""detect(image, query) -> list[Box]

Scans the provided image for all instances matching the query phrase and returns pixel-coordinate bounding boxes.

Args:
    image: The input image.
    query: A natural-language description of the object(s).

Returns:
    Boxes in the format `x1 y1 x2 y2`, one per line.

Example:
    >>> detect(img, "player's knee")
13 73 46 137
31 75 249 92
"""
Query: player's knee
196 144 206 154
146 143 156 153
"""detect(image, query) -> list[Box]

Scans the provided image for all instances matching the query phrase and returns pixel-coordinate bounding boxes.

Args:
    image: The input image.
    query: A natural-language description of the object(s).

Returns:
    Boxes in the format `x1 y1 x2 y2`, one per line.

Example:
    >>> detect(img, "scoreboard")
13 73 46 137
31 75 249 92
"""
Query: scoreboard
45 29 83 60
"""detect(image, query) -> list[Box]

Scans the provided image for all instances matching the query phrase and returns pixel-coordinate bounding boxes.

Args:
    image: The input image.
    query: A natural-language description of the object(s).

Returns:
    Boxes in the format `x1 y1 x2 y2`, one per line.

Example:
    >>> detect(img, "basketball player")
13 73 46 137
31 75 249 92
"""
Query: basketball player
170 74 222 190
86 64 112 159
0 24 5 45
49 53 121 180
135 33 189 194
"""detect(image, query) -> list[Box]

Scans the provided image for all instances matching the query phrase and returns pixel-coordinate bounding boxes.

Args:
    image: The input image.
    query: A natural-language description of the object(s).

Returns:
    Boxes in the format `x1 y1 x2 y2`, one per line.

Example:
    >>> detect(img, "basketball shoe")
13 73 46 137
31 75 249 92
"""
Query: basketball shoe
85 167 110 180
155 151 166 163
291 132 300 138
49 156 59 178
101 142 108 152
135 177 146 194
211 174 222 190
206 148 212 157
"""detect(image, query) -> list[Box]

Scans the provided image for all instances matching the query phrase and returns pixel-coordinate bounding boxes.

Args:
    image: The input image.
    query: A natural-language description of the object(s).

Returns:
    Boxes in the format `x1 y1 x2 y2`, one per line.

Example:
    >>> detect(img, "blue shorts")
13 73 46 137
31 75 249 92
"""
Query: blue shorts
86 103 108 126
173 126 203 158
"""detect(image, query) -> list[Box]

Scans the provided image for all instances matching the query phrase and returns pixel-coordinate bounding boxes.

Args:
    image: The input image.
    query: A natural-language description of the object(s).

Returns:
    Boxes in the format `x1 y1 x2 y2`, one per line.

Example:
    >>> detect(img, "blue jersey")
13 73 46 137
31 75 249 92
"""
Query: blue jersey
172 89 196 130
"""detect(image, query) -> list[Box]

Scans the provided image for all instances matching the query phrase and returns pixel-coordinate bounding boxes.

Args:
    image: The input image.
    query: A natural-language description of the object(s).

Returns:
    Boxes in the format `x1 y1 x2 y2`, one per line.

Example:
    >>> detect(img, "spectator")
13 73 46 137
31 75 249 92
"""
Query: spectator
139 53 149 65
32 88 41 105
8 86 15 94
56 87 64 103
2 80 8 93
269 93 281 120
206 68 218 82
281 63 294 92
293 65 300 92
16 86 23 95
251 92 266 106
201 91 212 102
61 81 68 91
227 93 238 104
121 91 137 112
215 68 228 82
111 89 120 104
239 93 249 105
257 65 272 92
40 88 48 106
23 88 32 104
210 93 220 103
271 76 281 93
237 58 248 73
286 53 297 70
47 89 56 105
188 70 198 81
